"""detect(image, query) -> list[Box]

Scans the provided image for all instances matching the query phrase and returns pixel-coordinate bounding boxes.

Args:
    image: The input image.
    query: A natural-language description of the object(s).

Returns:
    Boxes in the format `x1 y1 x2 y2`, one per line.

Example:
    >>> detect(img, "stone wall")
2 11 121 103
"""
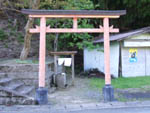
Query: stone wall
0 61 54 88
0 60 56 105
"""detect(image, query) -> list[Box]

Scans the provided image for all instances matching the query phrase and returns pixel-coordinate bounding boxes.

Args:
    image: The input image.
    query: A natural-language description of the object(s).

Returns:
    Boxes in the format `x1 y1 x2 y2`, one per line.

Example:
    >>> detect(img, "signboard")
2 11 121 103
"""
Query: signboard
129 48 137 62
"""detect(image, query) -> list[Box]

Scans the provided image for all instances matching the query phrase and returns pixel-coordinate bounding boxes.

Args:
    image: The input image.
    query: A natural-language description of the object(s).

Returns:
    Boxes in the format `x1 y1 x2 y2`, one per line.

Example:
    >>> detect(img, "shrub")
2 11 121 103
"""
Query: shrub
0 29 8 41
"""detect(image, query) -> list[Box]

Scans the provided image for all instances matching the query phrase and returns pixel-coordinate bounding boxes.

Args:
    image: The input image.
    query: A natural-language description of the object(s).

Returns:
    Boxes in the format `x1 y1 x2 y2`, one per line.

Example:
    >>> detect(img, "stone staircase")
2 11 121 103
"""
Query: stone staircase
0 59 55 105
0 75 35 105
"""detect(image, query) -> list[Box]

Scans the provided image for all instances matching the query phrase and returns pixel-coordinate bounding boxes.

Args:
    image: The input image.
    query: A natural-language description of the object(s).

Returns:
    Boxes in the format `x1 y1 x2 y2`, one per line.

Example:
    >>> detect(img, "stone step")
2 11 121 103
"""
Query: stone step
0 86 35 105
0 59 55 105
0 78 13 85
19 86 35 95
0 73 8 78
0 96 35 105
28 88 35 97
6 82 24 90
0 86 33 99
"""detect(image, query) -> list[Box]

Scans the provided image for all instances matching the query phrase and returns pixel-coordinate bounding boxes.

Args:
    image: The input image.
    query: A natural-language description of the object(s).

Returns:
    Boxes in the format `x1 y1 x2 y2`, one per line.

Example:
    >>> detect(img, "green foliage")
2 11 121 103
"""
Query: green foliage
46 34 55 50
92 0 150 30
3 0 149 53
6 19 24 44
40 0 65 9
64 0 94 10
1 0 30 9
36 0 99 51
0 29 8 41
17 32 24 43
4 43 9 48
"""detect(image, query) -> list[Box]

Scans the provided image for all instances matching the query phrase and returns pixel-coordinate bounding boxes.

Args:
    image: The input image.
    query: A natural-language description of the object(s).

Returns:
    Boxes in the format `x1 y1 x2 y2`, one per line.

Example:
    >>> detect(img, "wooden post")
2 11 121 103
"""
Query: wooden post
71 54 75 85
103 17 111 85
54 55 57 84
39 17 46 87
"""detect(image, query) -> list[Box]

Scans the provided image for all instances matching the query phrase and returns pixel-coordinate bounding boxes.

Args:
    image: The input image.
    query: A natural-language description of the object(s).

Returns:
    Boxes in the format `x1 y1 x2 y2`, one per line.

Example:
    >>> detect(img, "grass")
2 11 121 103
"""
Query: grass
90 76 150 90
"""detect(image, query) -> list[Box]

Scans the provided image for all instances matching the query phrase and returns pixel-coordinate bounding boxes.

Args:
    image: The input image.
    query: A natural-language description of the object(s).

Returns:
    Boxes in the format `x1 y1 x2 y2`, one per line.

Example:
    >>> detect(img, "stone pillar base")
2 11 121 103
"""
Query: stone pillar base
103 85 114 102
35 87 48 105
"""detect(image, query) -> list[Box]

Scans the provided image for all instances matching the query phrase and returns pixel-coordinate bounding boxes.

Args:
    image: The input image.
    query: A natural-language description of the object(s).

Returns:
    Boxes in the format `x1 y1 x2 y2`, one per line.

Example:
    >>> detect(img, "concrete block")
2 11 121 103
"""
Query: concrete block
35 87 48 105
103 85 114 102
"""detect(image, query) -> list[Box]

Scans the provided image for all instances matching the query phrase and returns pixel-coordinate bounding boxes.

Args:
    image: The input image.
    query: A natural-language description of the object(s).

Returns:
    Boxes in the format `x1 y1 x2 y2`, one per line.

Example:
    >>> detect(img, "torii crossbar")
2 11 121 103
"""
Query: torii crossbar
22 9 126 104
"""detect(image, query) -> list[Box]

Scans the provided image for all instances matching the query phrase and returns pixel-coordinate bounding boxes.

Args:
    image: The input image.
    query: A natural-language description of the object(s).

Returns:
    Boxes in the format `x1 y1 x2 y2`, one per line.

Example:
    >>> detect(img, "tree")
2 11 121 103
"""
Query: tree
20 0 41 60
92 0 150 31
20 0 97 58
42 0 97 51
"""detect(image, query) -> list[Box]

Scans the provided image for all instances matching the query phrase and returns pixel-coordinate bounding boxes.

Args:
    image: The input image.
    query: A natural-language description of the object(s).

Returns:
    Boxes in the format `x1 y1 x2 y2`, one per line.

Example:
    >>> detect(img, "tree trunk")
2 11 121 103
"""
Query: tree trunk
54 33 59 52
20 0 40 60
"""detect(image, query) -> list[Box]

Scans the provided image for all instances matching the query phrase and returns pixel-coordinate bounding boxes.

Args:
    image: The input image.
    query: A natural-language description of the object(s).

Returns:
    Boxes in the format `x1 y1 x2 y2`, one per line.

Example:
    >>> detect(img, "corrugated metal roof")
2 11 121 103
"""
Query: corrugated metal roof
94 27 150 43
21 9 126 16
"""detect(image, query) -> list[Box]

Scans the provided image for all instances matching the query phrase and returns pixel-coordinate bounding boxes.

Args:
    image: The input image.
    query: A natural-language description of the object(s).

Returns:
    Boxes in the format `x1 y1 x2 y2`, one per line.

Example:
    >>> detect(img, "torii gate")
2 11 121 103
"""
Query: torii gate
22 9 126 104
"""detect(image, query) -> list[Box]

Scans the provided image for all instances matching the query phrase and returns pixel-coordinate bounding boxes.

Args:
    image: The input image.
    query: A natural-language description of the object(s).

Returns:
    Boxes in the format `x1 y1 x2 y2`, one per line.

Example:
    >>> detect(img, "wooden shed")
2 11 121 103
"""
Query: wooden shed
84 27 150 77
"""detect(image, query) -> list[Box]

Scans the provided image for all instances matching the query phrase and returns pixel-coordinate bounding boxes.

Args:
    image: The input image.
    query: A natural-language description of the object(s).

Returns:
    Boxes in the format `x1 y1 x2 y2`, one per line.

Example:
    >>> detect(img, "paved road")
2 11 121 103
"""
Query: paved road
1 107 150 113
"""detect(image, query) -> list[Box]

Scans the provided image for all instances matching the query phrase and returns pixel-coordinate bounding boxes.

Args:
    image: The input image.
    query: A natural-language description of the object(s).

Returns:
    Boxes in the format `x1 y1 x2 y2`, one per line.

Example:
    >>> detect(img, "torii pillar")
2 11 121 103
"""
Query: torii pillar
21 9 126 104
36 17 48 105
103 17 113 101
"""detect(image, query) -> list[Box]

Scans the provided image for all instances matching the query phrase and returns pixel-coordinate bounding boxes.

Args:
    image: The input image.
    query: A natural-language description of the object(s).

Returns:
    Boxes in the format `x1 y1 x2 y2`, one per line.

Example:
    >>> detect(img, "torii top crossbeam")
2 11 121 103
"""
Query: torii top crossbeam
22 9 126 33
22 9 126 88
22 9 125 17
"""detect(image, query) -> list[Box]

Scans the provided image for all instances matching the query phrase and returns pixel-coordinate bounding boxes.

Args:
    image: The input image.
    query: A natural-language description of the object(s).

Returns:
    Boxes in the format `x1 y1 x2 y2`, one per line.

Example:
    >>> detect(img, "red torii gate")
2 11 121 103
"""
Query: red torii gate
22 9 126 104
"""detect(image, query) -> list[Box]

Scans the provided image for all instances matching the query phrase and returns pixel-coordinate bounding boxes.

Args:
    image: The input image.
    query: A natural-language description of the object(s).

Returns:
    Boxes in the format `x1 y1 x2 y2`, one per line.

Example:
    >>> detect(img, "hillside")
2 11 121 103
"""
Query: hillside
0 10 39 59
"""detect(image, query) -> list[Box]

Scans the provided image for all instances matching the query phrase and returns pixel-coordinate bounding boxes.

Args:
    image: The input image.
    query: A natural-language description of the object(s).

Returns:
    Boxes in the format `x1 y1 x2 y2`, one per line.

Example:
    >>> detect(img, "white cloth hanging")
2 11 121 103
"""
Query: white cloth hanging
58 58 65 65
64 58 72 67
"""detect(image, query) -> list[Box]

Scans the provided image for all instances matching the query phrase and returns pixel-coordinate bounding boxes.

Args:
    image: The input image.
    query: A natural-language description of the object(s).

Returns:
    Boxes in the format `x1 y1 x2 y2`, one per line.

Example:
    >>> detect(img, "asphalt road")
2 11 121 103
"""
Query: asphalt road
1 107 150 113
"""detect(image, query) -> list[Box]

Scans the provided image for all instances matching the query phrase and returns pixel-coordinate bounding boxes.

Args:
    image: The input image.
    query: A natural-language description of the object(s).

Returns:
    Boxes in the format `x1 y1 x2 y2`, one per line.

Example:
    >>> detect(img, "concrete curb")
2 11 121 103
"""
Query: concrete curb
1 101 150 112
51 101 150 112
